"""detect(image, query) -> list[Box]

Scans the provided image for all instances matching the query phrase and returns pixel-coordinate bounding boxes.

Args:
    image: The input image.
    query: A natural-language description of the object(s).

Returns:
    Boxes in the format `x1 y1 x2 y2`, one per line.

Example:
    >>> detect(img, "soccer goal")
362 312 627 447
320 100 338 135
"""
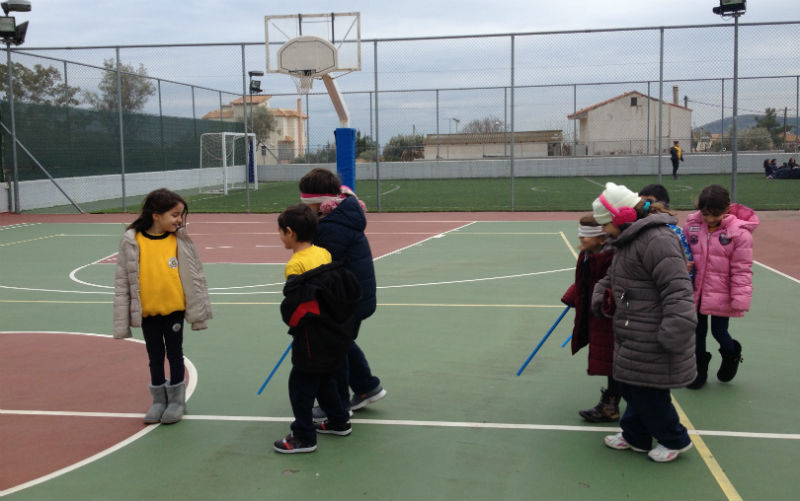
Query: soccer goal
198 132 258 195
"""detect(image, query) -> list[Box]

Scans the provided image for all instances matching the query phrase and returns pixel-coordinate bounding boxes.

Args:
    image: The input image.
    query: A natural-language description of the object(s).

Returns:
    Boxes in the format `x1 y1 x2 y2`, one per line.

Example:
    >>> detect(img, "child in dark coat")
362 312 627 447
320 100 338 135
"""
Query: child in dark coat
561 215 618 422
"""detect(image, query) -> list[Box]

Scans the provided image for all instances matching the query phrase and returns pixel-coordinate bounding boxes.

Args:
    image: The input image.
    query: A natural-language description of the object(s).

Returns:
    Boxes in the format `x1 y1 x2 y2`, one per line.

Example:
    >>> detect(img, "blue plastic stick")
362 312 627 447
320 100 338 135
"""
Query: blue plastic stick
560 334 572 348
516 305 570 376
257 342 292 395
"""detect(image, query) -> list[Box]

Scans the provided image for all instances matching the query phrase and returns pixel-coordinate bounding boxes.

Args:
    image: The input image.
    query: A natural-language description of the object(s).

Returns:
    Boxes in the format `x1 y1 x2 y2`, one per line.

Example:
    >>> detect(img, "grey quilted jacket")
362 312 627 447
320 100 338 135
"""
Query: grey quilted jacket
591 213 697 389
113 227 212 339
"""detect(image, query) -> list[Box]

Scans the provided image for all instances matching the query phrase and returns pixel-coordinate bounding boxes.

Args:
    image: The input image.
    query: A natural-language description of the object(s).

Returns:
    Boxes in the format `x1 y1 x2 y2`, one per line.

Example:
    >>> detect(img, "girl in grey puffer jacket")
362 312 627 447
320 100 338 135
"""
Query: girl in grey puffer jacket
589 182 697 463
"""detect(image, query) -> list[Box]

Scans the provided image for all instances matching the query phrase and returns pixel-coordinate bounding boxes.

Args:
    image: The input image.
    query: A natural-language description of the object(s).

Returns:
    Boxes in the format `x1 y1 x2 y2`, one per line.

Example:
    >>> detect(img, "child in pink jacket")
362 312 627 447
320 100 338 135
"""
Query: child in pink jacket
683 184 758 388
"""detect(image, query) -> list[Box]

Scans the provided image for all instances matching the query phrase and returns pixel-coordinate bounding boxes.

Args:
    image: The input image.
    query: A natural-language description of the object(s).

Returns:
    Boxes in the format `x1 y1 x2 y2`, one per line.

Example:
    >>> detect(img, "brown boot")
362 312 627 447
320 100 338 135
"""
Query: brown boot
578 388 620 423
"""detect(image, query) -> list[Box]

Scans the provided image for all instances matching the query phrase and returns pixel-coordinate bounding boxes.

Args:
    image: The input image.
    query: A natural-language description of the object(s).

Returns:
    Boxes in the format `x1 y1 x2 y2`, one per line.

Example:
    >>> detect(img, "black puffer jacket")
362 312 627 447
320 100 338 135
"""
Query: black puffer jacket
314 195 377 321
591 213 697 389
280 262 362 373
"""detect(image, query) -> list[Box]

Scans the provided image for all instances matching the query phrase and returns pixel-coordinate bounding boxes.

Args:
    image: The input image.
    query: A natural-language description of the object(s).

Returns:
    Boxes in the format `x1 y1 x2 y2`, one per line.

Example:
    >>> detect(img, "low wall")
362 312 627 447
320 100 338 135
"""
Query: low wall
0 152 784 212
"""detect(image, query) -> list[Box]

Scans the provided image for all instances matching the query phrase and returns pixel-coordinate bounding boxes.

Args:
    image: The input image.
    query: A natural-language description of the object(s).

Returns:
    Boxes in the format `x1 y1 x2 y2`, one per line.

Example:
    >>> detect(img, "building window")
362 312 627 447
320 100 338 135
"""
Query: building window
278 141 294 162
631 97 638 107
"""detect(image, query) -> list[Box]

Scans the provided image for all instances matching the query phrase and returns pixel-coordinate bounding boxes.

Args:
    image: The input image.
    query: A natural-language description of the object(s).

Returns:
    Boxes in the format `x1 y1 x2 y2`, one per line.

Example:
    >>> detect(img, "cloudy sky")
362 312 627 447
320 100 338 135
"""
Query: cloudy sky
19 0 794 47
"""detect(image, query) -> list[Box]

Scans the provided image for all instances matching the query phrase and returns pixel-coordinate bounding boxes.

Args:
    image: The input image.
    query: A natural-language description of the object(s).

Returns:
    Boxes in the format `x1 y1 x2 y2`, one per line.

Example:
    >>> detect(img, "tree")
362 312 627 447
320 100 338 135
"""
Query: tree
82 59 156 112
355 130 376 160
381 133 423 161
736 126 772 151
460 116 505 134
251 106 276 142
0 63 80 105
754 107 792 148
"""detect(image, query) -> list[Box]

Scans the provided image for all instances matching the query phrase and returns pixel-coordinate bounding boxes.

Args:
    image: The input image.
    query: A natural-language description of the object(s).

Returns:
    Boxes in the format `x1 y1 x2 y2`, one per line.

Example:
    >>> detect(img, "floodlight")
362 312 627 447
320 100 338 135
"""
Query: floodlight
0 15 14 37
250 79 262 94
1 0 31 15
248 70 264 77
713 0 745 15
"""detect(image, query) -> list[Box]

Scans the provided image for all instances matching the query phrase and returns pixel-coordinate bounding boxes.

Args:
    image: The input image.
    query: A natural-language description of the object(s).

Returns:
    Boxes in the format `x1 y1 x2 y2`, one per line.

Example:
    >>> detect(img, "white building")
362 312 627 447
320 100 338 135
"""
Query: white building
567 87 692 156
202 96 307 165
423 130 563 160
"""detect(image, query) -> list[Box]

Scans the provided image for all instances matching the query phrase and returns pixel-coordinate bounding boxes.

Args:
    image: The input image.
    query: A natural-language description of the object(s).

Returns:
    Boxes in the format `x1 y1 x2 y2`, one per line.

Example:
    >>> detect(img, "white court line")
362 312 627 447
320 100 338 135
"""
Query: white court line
754 260 800 285
583 177 605 187
378 268 572 289
0 331 198 498
2 409 798 441
372 221 476 261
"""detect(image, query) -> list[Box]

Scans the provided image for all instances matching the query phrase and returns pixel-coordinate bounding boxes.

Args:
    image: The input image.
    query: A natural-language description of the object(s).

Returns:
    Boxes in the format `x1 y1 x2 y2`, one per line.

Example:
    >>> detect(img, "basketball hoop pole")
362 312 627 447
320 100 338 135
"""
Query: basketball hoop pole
321 74 350 127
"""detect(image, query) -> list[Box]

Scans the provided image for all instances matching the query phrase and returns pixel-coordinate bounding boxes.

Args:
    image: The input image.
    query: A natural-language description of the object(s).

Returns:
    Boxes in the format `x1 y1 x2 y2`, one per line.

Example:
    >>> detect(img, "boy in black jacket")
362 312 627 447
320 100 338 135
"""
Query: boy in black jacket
274 204 362 454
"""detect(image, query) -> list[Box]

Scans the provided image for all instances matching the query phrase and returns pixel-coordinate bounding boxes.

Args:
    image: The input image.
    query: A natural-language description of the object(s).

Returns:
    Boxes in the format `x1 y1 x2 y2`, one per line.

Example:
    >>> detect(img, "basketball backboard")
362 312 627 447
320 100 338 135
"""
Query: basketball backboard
265 12 361 74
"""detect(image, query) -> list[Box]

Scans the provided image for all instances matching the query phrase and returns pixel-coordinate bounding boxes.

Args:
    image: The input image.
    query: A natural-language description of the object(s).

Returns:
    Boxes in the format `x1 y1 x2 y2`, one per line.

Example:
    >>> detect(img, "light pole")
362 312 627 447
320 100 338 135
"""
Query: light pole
449 117 460 134
246 70 263 209
0 0 31 213
713 0 745 202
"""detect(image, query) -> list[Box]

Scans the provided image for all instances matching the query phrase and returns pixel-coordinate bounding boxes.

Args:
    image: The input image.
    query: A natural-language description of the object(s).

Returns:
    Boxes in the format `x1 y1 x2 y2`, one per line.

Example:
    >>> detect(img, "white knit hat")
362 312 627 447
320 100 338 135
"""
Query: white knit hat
591 182 641 225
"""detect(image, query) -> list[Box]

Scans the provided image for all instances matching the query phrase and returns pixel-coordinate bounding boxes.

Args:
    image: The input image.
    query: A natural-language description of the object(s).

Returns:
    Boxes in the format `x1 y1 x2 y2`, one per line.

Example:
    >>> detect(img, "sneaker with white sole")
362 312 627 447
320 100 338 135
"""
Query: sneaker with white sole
604 433 647 452
349 385 387 411
273 433 317 454
314 420 352 436
648 442 693 463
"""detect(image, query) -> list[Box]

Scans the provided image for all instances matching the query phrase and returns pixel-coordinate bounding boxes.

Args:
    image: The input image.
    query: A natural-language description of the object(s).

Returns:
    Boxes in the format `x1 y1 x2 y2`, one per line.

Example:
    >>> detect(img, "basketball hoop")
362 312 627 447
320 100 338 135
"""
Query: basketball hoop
289 70 315 95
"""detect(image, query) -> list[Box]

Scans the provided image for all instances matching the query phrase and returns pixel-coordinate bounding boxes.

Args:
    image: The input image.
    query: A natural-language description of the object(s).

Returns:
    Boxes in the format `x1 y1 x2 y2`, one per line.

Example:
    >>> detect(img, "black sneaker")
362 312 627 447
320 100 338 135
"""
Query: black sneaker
273 433 317 454
312 406 353 423
315 420 352 436
349 385 387 411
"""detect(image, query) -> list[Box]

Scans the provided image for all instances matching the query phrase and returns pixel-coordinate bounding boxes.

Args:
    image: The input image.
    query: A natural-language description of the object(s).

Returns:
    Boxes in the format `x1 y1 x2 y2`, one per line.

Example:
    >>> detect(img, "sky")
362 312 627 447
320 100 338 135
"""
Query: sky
19 0 797 47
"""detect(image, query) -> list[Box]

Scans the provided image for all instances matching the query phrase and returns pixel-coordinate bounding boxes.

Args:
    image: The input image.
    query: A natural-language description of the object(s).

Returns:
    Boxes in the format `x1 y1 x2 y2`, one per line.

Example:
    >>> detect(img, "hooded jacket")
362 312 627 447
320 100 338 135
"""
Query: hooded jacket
113 227 212 339
684 203 758 317
561 247 614 375
280 261 362 372
314 195 377 322
591 213 697 389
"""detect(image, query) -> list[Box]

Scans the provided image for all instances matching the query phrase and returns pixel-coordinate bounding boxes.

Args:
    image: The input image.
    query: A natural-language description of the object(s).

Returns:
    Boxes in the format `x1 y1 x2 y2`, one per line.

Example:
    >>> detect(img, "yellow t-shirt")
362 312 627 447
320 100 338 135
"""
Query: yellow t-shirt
136 231 185 317
285 245 332 278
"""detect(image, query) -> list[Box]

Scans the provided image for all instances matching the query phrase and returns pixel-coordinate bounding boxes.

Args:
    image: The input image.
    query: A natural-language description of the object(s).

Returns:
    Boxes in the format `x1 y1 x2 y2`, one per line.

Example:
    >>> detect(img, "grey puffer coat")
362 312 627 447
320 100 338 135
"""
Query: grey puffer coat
113 227 212 339
591 213 697 389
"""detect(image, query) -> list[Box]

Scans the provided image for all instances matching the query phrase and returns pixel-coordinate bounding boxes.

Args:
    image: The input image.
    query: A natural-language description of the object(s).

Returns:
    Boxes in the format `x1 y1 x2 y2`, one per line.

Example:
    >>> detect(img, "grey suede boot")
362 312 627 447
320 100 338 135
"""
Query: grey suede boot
144 383 168 424
161 381 186 424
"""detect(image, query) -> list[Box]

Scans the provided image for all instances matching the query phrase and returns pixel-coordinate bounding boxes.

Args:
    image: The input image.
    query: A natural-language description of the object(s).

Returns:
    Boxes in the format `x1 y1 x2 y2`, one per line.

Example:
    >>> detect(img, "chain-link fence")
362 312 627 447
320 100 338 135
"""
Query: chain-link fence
2 21 799 212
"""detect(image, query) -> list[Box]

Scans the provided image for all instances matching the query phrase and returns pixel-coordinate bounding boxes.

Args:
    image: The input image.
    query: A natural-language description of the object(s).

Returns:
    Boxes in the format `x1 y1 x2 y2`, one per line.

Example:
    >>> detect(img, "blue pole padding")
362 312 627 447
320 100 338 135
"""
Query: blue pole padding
257 342 292 395
334 127 356 191
516 305 571 376
561 334 573 348
248 139 255 183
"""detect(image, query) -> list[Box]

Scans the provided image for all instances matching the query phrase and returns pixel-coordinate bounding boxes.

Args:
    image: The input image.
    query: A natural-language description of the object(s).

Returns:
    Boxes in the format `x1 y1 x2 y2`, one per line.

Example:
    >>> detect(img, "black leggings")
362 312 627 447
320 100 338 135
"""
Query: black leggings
142 310 185 385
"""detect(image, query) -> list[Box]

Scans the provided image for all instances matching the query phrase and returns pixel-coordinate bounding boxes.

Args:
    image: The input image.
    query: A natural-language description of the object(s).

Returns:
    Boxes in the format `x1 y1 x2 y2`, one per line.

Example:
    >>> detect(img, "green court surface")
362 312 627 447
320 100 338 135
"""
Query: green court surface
1 217 798 500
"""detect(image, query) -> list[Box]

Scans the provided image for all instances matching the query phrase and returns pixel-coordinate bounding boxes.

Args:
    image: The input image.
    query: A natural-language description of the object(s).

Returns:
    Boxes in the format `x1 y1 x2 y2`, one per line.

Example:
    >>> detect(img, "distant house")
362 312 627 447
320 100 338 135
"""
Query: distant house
567 87 692 155
423 130 563 160
202 96 307 165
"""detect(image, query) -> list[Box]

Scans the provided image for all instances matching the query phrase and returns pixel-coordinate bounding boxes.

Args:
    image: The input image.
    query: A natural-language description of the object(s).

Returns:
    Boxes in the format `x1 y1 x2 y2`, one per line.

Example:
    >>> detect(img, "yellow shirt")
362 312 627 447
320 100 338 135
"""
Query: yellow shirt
285 245 332 278
136 231 185 317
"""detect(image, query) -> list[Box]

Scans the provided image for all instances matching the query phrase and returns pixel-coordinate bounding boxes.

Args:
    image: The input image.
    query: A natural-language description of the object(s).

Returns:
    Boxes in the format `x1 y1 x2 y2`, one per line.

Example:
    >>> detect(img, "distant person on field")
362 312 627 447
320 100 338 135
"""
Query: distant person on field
669 140 684 179
638 184 694 281
763 158 775 178
789 157 798 169
561 215 619 422
298 168 387 422
113 188 212 425
683 184 758 389
590 182 697 463
274 204 361 454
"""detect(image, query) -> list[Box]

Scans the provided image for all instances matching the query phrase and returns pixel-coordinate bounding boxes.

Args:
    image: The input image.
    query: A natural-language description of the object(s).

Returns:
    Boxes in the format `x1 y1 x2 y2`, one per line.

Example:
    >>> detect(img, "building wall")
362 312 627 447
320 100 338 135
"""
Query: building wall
423 141 550 160
583 97 691 155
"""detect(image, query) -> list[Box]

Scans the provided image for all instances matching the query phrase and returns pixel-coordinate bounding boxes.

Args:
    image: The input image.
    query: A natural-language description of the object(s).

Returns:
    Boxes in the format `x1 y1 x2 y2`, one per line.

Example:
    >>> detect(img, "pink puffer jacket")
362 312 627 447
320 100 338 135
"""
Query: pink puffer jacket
683 203 758 317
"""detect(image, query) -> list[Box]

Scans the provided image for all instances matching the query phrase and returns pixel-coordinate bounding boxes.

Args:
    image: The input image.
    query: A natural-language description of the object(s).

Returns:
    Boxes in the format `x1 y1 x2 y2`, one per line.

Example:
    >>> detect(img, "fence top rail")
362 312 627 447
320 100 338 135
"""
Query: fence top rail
15 20 800 51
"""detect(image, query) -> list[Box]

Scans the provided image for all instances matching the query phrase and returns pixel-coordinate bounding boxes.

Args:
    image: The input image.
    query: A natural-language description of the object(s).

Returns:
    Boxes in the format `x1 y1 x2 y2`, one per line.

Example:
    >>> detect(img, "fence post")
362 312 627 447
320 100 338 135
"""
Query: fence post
115 47 127 212
5 43 19 212
158 79 165 171
373 39 381 212
657 28 664 184
510 34 515 211
240 44 250 212
435 88 439 160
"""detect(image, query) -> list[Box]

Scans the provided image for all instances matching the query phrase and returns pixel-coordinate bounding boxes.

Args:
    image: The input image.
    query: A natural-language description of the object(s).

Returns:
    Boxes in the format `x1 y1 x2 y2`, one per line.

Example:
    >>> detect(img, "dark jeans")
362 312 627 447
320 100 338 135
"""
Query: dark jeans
671 159 680 177
288 367 350 444
334 320 381 403
141 310 185 386
618 382 691 451
695 312 734 355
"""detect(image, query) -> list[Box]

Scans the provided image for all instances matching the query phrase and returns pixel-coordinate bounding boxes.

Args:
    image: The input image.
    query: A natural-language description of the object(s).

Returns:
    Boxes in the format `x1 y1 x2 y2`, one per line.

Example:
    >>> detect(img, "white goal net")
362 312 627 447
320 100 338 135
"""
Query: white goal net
198 132 258 195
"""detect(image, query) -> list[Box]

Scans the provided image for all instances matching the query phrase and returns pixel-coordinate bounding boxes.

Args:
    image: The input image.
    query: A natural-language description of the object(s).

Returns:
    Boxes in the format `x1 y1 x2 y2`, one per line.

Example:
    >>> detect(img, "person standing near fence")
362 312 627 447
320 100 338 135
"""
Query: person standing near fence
113 188 212 425
590 182 697 463
670 141 684 179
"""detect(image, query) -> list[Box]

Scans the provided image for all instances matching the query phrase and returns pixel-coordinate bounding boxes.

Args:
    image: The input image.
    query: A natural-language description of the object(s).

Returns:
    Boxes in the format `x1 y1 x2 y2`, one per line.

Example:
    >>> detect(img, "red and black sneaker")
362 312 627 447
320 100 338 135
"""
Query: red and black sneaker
273 433 317 454
314 420 352 436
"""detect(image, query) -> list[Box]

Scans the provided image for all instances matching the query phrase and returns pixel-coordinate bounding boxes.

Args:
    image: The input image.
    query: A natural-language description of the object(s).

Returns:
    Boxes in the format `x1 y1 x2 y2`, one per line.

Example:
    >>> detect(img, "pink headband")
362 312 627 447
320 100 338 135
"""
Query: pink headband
300 192 342 204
